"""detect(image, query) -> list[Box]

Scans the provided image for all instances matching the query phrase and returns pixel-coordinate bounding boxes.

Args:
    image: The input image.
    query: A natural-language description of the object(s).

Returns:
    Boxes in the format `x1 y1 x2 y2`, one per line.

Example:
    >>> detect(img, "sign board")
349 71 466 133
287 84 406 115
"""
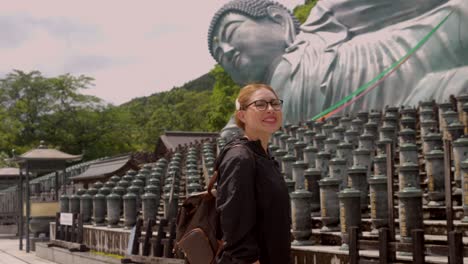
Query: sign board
60 213 73 226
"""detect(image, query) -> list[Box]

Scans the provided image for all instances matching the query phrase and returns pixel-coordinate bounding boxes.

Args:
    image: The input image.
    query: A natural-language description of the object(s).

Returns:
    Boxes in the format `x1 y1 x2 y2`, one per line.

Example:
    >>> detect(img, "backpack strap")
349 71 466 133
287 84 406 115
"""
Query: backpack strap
207 143 256 197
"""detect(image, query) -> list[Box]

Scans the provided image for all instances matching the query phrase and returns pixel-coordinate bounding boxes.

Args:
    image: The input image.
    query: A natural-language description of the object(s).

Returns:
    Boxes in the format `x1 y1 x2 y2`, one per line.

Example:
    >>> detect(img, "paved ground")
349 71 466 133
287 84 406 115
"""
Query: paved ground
0 236 56 264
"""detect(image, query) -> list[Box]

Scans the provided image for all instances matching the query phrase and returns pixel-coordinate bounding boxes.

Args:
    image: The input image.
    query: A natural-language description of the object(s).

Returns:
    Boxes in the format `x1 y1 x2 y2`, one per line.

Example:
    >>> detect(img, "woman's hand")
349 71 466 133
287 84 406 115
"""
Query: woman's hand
252 261 260 264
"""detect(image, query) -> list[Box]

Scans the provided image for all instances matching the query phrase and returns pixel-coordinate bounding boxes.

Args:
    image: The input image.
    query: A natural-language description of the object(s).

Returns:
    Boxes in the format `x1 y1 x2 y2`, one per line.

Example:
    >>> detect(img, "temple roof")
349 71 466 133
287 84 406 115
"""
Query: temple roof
70 154 137 181
17 141 82 162
155 131 219 157
0 167 20 177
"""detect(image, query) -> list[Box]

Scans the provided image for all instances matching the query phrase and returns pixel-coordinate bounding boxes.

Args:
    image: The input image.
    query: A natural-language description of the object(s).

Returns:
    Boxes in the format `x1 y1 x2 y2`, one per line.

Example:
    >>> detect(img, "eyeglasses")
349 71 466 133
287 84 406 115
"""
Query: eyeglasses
243 99 283 111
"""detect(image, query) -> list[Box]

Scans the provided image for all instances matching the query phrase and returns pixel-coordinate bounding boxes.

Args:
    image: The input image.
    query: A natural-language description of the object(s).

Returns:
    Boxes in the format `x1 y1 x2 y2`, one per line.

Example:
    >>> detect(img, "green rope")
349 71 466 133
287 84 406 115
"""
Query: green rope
312 10 454 121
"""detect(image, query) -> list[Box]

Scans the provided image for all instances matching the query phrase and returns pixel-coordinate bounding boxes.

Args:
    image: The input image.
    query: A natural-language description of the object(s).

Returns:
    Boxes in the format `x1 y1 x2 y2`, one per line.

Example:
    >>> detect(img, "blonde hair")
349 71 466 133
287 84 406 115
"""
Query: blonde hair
235 83 279 130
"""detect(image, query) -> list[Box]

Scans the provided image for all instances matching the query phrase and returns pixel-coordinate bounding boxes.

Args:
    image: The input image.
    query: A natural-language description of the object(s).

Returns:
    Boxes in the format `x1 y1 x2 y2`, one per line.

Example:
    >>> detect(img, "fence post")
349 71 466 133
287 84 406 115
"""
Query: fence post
70 213 77 242
448 230 463 264
131 218 143 255
379 228 389 264
412 229 424 264
163 219 177 258
444 140 454 234
154 219 168 257
55 212 60 241
77 213 83 244
142 218 154 256
386 143 396 262
349 226 359 264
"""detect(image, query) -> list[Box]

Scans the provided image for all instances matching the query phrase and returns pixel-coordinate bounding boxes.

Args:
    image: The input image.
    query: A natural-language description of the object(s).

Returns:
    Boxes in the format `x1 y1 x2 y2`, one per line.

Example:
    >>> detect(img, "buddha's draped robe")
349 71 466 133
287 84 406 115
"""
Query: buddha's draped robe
273 0 468 124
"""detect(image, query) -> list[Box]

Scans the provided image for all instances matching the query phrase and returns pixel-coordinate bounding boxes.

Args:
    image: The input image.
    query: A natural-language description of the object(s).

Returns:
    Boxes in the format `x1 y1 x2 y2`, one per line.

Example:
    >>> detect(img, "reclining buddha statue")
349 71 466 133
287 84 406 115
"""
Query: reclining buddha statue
208 0 468 126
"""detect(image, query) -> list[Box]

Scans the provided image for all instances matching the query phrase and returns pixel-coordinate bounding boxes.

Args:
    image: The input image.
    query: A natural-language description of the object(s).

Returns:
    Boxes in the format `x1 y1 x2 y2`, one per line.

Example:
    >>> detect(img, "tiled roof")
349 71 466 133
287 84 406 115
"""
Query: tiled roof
70 155 135 181
0 167 20 177
19 148 82 161
159 131 219 150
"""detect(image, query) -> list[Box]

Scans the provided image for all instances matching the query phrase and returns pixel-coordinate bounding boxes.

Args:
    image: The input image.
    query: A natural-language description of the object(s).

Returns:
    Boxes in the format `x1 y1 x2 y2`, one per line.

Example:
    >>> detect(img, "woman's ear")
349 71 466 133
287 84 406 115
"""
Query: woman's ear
266 5 297 46
236 110 246 124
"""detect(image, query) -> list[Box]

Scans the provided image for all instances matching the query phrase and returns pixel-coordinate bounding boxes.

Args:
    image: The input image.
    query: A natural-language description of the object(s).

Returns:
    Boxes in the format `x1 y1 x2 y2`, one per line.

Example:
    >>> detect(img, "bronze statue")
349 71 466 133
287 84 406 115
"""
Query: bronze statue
208 0 468 124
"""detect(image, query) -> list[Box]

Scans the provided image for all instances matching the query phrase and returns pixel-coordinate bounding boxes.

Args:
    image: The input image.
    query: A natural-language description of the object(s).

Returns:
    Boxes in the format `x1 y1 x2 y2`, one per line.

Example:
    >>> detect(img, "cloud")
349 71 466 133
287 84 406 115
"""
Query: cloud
0 0 305 105
0 14 101 49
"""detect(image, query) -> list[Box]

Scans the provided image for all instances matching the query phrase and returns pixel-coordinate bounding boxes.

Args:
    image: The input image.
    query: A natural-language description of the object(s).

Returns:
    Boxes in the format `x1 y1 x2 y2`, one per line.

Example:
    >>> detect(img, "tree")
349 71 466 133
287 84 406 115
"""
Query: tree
293 0 318 24
0 70 137 160
206 65 240 131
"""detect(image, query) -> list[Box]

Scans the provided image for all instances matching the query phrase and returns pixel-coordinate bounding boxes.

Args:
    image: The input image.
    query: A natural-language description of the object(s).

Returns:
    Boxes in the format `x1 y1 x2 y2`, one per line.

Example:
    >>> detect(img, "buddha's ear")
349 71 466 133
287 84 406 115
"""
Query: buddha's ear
266 5 297 46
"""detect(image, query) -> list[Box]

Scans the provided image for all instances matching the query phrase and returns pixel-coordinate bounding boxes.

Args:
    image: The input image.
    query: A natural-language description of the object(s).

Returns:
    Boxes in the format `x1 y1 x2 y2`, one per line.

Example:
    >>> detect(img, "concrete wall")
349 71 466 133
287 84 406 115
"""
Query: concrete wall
51 222 131 256
36 242 121 264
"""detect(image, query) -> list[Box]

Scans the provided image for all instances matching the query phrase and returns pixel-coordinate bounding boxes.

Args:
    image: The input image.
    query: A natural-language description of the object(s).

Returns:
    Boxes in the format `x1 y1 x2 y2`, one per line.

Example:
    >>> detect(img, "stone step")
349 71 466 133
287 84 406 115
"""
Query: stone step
291 244 467 264
309 227 468 246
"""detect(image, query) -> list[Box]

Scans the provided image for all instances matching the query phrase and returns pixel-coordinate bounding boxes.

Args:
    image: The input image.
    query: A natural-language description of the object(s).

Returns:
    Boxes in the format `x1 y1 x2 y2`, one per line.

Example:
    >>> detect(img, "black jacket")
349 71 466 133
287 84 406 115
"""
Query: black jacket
215 137 291 264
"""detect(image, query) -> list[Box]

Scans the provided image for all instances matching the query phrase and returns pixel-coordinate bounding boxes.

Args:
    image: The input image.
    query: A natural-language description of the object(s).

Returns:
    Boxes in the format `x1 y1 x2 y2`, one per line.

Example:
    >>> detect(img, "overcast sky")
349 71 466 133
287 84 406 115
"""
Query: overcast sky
0 0 304 105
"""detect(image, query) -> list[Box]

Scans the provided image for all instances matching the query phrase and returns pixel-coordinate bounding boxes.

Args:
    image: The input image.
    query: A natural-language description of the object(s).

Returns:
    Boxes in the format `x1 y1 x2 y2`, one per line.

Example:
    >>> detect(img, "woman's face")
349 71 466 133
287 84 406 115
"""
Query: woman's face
238 88 283 137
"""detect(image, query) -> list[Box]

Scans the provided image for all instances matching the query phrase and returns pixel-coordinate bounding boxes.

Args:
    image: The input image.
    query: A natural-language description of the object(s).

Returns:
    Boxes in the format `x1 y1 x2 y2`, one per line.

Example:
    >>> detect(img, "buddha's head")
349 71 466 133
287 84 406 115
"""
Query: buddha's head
208 0 300 85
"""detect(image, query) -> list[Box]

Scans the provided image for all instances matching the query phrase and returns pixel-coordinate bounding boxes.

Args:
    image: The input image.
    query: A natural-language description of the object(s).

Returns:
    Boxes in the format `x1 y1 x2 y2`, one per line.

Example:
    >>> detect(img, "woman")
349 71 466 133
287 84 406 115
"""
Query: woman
216 84 291 264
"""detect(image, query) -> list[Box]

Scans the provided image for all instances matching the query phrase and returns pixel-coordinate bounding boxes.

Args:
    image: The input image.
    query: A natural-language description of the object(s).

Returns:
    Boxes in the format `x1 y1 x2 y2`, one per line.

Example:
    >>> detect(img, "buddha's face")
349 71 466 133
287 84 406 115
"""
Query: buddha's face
211 12 288 84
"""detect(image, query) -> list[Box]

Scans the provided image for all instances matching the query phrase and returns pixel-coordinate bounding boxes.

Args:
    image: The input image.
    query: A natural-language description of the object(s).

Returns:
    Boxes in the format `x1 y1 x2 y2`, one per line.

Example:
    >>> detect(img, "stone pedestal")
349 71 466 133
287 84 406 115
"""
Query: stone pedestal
93 193 106 226
287 137 298 155
373 154 387 176
303 145 318 169
60 195 69 213
304 168 321 216
347 165 369 212
314 134 326 152
339 116 352 130
339 188 361 250
294 141 307 161
332 126 346 141
369 111 382 124
80 193 93 224
422 132 443 155
344 130 359 149
359 133 375 153
319 178 341 232
398 187 423 243
351 119 364 134
282 154 296 180
369 175 388 234
353 148 372 178
425 149 445 206
399 128 416 145
420 120 438 137
291 190 313 246
460 160 468 223
316 151 331 179
292 161 308 190
398 163 420 190
112 186 126 197
324 138 339 156
329 158 348 189
337 142 353 168
186 183 203 195
304 130 315 144
142 192 159 225
453 137 468 194
123 192 137 229
400 116 417 131
399 144 418 164
69 194 80 214
106 193 121 228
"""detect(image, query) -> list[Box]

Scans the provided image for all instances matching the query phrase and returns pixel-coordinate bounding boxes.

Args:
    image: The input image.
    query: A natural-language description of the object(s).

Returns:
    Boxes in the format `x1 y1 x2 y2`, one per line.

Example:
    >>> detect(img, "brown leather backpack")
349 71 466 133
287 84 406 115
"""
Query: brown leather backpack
175 144 254 264
174 177 221 264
